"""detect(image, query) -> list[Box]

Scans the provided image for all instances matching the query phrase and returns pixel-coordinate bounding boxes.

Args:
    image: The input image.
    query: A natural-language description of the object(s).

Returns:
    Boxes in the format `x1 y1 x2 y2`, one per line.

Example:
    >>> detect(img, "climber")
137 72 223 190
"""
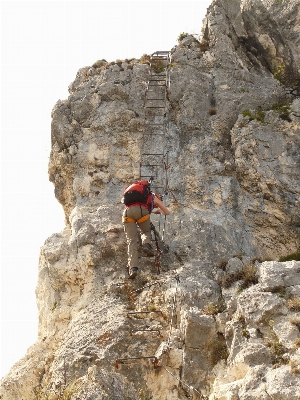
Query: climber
122 180 170 279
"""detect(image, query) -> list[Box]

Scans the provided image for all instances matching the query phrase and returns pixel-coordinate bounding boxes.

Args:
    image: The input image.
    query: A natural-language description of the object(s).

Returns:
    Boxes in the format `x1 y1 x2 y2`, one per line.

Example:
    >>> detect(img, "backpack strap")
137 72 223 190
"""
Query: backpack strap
123 214 150 224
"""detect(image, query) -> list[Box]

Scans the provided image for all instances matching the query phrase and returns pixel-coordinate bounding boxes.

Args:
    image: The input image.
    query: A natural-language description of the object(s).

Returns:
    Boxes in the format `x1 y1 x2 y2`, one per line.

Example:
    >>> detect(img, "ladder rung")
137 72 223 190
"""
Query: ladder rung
144 114 166 116
141 164 163 167
142 153 164 156
144 128 165 130
144 123 165 125
144 133 165 136
115 356 159 368
152 53 169 55
127 310 163 316
146 98 165 100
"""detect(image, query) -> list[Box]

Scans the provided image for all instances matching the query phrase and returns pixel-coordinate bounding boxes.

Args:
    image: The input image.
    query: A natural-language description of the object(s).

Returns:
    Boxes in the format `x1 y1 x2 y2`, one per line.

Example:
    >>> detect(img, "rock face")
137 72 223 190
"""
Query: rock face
1 0 300 399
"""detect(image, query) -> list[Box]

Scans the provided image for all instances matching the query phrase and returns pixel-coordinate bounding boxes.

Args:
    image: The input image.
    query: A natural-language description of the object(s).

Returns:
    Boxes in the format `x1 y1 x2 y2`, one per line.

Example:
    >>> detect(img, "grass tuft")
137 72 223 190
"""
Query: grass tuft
203 300 226 315
264 320 288 366
219 264 258 291
287 297 300 312
279 252 300 262
290 360 300 374
218 259 228 271
290 318 300 330
199 38 209 52
208 333 228 365
294 338 300 350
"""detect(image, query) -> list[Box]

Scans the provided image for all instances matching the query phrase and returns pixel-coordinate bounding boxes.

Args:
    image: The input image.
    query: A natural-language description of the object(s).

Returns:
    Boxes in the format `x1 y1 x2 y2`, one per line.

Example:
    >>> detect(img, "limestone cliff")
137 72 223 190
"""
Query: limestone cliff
1 0 300 399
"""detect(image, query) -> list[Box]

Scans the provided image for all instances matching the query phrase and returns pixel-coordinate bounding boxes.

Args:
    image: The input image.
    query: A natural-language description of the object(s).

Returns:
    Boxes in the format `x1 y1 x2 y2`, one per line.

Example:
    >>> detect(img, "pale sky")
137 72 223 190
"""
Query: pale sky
1 0 211 378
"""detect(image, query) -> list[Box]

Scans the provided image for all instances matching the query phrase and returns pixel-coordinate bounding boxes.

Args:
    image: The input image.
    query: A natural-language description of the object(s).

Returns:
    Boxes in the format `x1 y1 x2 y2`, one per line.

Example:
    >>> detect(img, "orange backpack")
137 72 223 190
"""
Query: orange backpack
123 180 151 207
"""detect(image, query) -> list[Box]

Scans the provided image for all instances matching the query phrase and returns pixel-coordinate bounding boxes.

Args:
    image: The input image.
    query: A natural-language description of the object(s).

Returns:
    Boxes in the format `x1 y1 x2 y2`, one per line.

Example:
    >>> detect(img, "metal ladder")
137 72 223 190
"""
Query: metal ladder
140 51 171 197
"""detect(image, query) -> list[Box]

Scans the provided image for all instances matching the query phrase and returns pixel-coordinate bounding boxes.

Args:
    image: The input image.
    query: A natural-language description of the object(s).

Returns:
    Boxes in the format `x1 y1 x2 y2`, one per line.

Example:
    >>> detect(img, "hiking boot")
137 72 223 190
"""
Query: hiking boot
128 267 138 279
142 243 154 257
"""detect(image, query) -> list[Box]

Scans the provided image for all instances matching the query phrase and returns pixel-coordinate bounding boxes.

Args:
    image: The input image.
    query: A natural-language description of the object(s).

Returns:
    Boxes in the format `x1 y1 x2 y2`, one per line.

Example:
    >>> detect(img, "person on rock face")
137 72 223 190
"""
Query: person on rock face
122 181 170 279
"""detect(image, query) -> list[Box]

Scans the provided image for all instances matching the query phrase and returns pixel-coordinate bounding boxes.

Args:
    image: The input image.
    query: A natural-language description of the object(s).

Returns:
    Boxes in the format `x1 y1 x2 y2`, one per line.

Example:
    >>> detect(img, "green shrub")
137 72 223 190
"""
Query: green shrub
274 65 286 82
152 60 166 74
269 102 292 122
177 32 189 42
242 328 250 338
139 54 151 64
242 109 266 123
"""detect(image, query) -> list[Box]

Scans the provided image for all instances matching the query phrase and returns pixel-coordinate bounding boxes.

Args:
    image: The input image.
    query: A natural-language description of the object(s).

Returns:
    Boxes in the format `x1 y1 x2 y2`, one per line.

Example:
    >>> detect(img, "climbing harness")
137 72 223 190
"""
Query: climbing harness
122 214 150 224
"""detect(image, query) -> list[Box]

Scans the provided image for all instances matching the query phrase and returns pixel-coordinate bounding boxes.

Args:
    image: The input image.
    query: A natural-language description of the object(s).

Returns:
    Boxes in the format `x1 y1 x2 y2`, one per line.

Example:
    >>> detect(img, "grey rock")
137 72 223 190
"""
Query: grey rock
259 260 300 291
226 257 244 274
237 286 284 323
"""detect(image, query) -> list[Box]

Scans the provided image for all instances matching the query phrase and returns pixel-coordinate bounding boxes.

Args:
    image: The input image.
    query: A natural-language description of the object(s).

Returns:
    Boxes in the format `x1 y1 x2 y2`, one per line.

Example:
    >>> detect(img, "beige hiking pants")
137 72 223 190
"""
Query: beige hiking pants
123 205 152 270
